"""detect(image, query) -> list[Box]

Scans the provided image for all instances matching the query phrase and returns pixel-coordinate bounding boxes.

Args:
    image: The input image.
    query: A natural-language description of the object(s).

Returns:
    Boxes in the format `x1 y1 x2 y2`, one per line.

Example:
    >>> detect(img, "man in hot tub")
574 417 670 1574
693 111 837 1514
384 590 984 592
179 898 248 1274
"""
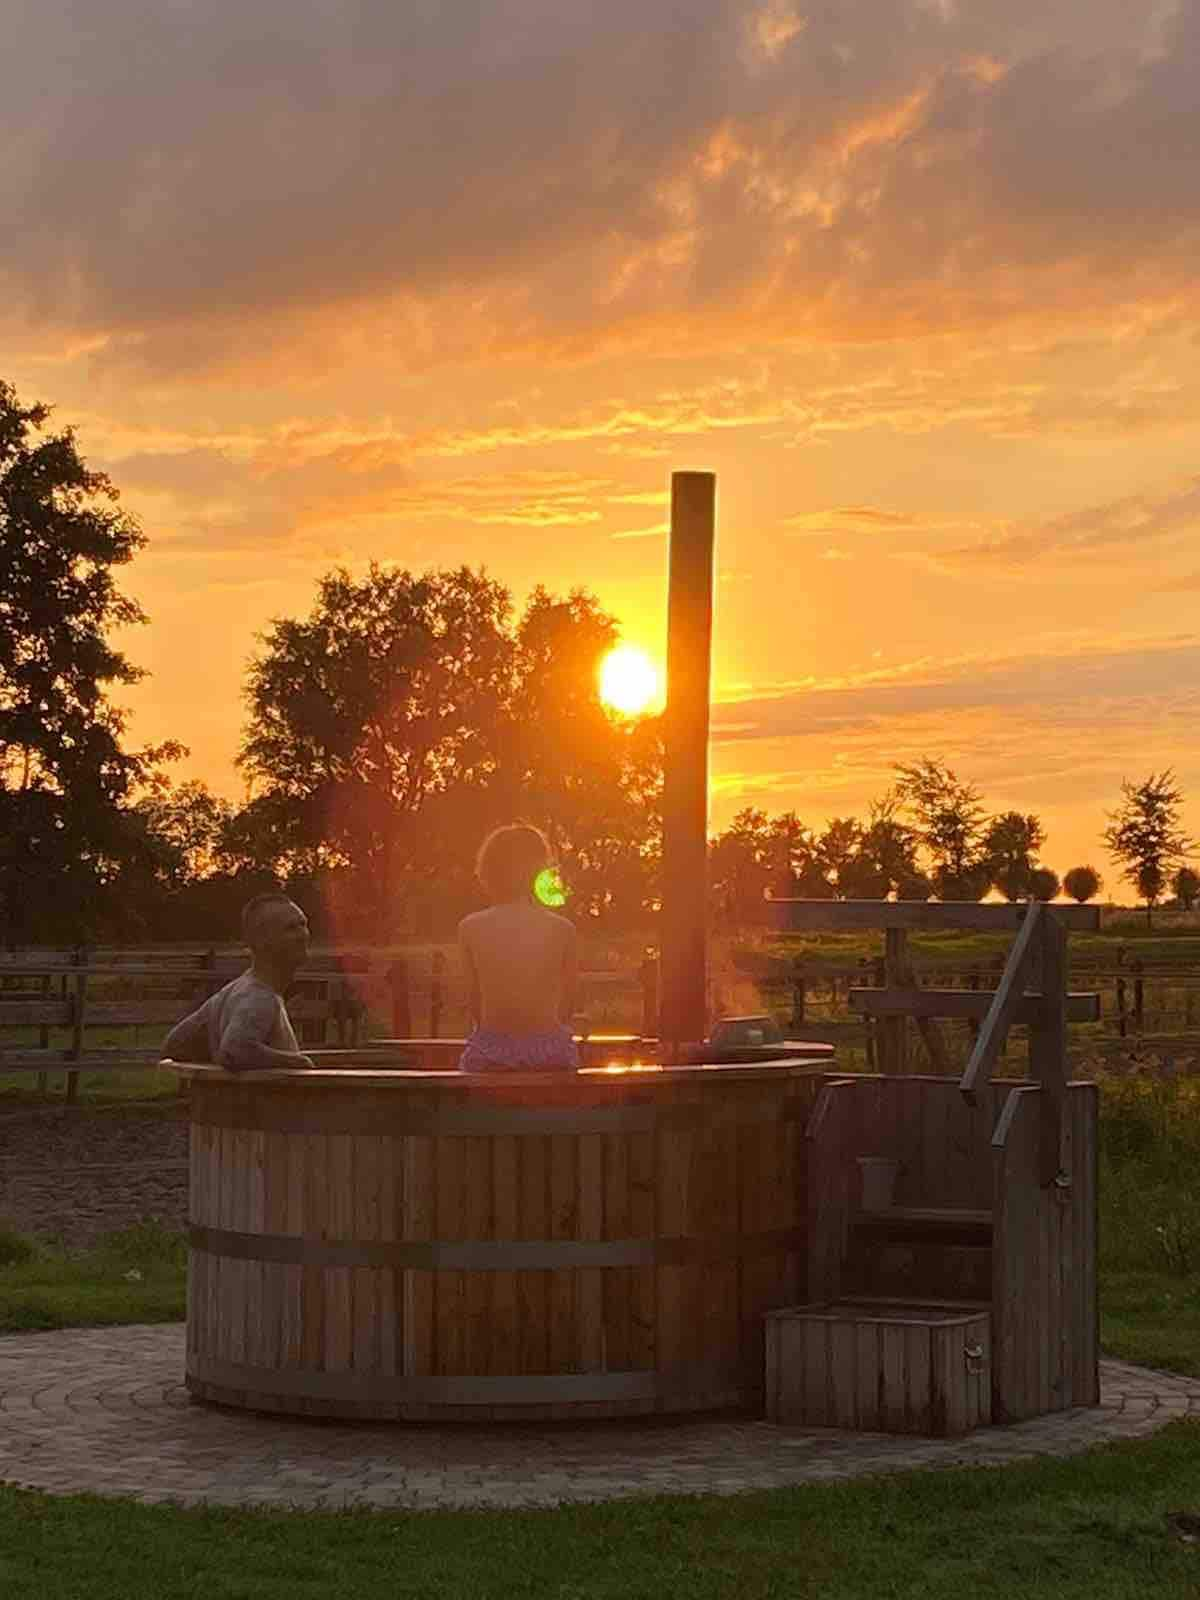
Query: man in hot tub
457 824 580 1071
162 893 315 1072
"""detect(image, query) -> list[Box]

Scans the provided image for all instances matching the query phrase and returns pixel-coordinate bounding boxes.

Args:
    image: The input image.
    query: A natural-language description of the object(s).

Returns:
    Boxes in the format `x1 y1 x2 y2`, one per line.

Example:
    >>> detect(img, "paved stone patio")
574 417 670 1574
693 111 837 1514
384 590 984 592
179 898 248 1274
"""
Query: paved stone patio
1 1325 1196 1511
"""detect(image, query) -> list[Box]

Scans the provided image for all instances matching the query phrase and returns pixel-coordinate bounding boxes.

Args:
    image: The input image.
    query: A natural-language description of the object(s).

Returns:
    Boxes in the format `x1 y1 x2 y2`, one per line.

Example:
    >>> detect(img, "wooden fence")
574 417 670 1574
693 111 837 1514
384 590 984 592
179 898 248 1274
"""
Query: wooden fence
0 948 661 1099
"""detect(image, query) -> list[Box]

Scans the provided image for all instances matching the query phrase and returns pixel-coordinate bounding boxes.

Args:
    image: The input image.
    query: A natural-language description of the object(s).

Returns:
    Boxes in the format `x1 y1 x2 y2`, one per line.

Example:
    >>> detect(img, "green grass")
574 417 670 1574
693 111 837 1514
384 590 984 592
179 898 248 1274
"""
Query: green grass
2 1423 1200 1599
0 1220 186 1332
0 1066 184 1105
1101 1272 1200 1377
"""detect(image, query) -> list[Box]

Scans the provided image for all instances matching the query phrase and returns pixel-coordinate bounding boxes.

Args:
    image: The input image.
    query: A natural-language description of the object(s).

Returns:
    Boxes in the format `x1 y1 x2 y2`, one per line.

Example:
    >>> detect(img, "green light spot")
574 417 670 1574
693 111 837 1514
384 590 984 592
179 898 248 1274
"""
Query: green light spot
535 867 568 907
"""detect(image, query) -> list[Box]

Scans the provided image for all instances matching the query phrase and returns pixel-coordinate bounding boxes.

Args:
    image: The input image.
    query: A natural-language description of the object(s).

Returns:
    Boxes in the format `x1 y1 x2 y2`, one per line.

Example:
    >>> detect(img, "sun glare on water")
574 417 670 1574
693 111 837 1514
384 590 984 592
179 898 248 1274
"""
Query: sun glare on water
599 645 660 717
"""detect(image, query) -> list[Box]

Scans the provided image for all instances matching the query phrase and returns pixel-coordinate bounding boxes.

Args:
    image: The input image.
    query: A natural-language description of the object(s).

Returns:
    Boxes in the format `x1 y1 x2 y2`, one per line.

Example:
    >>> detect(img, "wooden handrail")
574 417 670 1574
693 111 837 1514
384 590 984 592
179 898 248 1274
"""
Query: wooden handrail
959 902 1043 1104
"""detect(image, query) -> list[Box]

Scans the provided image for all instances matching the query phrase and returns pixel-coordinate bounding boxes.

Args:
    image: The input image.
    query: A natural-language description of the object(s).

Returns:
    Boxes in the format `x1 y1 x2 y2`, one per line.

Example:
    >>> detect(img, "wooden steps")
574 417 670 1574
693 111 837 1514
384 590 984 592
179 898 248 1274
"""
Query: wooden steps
844 1206 993 1303
766 1300 992 1435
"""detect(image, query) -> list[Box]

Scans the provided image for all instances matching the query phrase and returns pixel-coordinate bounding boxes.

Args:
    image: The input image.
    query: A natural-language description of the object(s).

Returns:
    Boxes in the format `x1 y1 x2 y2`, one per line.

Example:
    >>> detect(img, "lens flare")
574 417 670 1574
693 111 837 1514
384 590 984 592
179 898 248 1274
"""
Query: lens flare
534 867 568 907
598 645 660 717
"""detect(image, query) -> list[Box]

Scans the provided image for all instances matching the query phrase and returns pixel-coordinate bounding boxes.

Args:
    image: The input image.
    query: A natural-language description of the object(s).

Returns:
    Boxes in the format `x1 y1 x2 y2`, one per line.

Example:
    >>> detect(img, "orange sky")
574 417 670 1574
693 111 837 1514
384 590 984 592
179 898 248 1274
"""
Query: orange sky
5 0 1200 883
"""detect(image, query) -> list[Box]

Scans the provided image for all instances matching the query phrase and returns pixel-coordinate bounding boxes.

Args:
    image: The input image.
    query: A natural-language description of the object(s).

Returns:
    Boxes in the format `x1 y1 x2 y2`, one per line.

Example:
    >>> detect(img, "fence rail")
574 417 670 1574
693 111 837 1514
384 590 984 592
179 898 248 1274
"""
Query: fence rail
0 948 660 1100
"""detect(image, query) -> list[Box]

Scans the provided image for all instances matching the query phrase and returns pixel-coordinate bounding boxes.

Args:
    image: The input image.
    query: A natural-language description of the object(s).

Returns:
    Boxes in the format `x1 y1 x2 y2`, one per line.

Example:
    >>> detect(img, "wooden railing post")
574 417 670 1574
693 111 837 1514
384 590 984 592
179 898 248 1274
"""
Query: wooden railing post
960 902 1043 1104
1030 913 1068 1187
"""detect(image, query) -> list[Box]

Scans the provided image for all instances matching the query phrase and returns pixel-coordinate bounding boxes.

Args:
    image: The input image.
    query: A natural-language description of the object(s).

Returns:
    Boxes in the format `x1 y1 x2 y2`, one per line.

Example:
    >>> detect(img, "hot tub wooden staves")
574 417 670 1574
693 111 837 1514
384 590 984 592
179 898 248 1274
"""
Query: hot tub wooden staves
175 1061 829 1422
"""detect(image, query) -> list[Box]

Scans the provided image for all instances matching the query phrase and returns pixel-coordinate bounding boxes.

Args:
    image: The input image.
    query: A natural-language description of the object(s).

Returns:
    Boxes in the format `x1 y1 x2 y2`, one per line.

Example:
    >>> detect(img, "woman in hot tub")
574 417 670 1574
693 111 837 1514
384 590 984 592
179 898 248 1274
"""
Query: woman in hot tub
457 824 579 1072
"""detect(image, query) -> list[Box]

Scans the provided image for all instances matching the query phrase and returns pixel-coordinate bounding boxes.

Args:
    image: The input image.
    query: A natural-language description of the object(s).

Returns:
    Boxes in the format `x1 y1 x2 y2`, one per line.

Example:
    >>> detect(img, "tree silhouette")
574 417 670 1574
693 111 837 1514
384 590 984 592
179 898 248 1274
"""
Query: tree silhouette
836 794 928 899
0 379 179 944
1029 866 1060 902
492 588 661 923
1062 865 1102 904
983 811 1045 901
1173 866 1200 912
239 566 662 936
1102 770 1193 929
240 564 515 936
893 759 990 899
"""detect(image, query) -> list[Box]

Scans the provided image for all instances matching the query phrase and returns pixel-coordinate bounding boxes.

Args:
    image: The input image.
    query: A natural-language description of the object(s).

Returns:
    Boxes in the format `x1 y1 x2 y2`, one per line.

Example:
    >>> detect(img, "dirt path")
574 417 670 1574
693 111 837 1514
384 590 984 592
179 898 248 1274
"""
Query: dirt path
0 1101 189 1247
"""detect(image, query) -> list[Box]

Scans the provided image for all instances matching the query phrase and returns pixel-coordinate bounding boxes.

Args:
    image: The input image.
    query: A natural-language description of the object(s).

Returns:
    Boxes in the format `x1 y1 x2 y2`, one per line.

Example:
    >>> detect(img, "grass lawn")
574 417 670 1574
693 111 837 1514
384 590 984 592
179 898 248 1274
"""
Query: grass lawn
0 1066 184 1105
0 1220 186 1332
1 1423 1199 1599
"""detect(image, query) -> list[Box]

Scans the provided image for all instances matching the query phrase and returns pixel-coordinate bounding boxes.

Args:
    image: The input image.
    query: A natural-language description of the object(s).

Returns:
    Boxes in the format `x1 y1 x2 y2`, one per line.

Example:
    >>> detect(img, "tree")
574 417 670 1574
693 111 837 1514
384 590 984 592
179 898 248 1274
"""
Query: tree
1063 865 1102 904
0 378 179 944
983 811 1045 901
1102 770 1194 928
492 587 662 924
240 563 516 938
836 794 929 900
1173 866 1200 912
239 568 664 937
708 808 828 922
817 817 863 897
133 780 233 888
892 759 990 899
1029 866 1060 902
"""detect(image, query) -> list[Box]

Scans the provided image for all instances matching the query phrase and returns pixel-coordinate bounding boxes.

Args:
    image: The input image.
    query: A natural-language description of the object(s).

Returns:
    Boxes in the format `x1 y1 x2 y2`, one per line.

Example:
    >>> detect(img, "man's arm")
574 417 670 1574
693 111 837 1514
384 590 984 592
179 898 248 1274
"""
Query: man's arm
215 989 313 1072
162 1007 211 1063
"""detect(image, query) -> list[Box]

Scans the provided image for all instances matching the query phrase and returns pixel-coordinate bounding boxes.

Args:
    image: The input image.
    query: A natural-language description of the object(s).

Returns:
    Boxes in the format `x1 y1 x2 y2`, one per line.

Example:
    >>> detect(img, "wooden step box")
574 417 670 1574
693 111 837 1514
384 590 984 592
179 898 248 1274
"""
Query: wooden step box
765 1301 992 1437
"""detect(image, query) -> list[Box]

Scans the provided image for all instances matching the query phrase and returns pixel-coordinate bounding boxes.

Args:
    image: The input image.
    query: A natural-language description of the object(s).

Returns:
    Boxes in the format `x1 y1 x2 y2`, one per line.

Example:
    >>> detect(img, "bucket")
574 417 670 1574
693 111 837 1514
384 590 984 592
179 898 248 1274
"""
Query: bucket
857 1155 900 1211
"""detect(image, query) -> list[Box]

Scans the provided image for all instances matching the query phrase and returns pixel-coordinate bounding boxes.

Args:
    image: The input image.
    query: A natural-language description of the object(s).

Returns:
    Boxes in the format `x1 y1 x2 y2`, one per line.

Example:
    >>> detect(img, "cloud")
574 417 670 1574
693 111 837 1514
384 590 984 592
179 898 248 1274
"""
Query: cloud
937 474 1200 568
4 2 1199 374
711 632 1200 743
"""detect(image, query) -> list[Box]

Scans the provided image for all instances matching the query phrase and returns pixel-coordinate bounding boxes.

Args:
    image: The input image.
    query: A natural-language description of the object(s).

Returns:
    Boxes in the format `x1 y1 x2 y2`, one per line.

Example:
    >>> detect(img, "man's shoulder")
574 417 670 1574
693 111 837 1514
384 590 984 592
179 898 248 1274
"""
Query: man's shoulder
222 971 283 1011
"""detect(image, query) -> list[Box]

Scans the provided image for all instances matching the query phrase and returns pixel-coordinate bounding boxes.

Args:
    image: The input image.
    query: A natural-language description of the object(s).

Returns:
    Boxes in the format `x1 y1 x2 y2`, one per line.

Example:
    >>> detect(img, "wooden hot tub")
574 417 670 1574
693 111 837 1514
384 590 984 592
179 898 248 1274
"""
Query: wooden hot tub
171 1060 829 1421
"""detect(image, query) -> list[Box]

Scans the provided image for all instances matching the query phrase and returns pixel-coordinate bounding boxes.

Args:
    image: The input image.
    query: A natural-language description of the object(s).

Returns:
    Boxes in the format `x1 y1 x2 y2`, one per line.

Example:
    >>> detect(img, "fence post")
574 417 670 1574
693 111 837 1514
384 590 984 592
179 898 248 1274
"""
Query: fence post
640 952 659 1039
430 951 445 1038
790 959 805 1028
1133 958 1145 1034
881 927 908 1074
1030 913 1067 1186
967 967 981 1042
388 956 411 1038
66 964 88 1105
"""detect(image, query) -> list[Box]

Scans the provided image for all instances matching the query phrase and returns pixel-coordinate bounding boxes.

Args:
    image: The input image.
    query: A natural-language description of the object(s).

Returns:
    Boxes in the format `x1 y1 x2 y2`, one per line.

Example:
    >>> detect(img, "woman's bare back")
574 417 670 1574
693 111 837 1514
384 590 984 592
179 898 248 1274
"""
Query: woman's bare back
458 902 577 1034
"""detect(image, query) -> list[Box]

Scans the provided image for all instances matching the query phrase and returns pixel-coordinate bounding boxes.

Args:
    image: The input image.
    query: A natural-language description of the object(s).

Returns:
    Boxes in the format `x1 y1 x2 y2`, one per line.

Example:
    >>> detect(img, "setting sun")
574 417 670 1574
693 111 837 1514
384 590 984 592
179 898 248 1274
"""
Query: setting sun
599 645 660 717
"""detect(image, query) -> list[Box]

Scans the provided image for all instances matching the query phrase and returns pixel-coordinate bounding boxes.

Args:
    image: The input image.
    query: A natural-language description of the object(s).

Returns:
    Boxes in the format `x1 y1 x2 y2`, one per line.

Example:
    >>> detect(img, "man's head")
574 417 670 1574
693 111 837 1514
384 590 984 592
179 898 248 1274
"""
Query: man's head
241 893 310 968
475 823 552 904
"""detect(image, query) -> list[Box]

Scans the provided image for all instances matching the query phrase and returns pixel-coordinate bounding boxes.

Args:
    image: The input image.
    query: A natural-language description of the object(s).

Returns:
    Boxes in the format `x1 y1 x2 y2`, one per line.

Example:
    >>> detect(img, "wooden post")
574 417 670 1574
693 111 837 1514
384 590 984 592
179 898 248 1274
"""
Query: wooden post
640 951 659 1039
881 927 908 1074
388 956 411 1038
790 960 805 1028
1116 973 1127 1037
429 950 445 1038
1133 959 1145 1033
1031 913 1068 1187
66 967 88 1105
659 470 715 1056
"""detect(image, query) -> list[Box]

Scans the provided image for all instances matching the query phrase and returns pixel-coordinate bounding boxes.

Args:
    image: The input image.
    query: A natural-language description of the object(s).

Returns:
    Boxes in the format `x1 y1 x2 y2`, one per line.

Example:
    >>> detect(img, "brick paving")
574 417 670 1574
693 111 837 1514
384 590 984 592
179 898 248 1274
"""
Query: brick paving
0 1326 1196 1511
